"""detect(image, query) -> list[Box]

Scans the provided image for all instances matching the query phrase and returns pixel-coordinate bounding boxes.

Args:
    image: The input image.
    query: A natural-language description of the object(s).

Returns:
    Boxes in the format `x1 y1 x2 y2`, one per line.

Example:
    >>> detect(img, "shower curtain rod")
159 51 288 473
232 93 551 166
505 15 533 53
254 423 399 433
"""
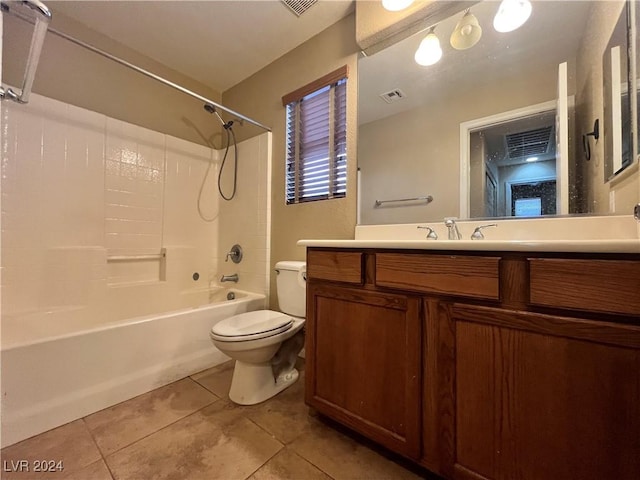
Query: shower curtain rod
3 4 271 132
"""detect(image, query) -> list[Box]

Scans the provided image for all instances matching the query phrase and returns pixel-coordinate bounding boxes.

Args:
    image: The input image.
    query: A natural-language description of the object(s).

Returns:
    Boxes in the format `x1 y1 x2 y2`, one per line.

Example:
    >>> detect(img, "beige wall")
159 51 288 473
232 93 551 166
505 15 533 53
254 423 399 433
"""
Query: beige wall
575 0 638 214
222 14 359 309
3 8 221 147
359 62 561 225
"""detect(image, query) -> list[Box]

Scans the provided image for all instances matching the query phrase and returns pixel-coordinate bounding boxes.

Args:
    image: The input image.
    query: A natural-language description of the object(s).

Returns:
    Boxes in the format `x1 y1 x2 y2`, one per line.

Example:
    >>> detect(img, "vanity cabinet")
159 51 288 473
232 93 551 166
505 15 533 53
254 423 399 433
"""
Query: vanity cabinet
304 248 640 480
451 304 640 480
305 282 423 458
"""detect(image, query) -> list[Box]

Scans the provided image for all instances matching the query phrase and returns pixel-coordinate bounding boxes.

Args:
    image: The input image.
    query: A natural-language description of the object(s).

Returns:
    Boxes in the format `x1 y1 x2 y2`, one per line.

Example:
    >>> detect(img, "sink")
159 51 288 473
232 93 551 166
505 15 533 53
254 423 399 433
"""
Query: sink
297 215 640 253
355 215 639 242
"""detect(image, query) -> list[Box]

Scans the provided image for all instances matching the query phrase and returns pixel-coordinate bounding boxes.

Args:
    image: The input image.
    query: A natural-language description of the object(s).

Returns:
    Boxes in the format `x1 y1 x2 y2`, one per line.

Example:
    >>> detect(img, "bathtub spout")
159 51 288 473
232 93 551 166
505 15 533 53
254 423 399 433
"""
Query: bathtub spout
220 273 239 283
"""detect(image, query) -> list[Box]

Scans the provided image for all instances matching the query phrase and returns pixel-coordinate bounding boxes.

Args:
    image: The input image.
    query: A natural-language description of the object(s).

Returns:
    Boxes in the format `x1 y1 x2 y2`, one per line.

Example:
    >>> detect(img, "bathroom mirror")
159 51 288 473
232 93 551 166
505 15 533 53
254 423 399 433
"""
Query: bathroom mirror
357 0 639 225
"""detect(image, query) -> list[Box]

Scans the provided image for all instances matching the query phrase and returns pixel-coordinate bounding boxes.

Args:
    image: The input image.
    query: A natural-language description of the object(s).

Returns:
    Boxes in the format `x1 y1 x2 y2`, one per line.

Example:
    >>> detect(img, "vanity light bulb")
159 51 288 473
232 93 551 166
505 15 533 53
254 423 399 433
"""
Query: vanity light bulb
493 0 532 33
415 33 442 66
382 0 414 12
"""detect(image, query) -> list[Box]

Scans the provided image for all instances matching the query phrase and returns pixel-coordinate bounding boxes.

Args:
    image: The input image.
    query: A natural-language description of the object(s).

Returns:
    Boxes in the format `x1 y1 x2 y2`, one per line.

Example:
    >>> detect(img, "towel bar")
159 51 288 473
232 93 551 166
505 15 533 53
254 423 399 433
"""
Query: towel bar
374 195 433 207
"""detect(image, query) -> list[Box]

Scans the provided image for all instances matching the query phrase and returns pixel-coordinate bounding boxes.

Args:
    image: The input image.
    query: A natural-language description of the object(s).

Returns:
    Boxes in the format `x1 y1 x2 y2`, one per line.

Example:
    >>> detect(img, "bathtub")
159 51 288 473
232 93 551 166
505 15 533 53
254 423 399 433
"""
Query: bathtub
0 288 265 448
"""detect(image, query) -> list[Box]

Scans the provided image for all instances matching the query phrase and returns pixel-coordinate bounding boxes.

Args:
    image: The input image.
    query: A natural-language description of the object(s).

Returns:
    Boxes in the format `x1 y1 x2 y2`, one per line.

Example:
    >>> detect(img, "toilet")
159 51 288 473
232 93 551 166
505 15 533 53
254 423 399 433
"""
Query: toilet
210 260 306 405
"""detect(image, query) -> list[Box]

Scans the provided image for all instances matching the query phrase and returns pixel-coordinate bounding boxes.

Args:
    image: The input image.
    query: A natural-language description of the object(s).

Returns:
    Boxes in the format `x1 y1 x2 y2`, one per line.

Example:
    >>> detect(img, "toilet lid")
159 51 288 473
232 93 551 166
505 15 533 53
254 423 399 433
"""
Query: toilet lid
210 310 293 342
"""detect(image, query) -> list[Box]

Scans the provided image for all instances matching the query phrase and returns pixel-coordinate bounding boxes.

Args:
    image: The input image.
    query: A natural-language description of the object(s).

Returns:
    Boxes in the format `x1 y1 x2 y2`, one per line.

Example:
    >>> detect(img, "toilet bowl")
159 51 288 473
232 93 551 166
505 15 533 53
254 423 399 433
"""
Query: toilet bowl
210 261 306 405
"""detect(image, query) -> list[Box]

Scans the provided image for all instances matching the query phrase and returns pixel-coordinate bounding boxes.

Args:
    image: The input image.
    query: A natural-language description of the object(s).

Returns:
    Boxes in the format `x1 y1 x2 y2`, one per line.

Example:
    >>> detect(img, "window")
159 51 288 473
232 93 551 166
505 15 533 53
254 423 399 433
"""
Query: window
282 66 348 204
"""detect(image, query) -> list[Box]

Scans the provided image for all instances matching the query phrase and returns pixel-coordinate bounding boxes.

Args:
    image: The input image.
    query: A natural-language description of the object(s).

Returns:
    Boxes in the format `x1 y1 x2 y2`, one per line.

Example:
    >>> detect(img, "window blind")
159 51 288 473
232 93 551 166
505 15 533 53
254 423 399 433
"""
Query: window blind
285 76 347 204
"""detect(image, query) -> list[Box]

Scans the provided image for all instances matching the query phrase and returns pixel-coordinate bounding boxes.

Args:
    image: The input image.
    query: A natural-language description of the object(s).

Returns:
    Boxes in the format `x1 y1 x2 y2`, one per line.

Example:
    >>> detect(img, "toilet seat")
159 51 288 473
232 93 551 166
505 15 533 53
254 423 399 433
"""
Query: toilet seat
210 310 294 342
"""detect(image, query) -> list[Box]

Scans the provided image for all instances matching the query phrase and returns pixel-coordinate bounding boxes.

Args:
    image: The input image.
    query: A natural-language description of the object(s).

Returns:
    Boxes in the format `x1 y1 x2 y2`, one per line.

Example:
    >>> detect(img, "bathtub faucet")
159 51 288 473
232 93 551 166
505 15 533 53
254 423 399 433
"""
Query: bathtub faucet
220 273 239 283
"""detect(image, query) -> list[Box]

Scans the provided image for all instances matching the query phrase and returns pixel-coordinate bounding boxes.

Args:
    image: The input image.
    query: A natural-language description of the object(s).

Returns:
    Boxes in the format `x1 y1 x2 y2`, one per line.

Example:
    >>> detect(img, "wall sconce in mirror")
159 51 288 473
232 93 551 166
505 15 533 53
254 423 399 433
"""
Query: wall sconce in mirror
382 0 414 12
450 9 482 50
583 119 600 161
415 1 532 68
494 0 532 33
415 27 442 66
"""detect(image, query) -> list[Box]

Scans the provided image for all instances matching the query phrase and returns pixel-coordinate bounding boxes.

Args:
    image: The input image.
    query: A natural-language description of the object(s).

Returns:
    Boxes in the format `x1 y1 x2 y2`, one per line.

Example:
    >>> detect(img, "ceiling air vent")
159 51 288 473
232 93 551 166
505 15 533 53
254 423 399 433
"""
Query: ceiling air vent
281 0 317 17
379 89 407 104
505 125 553 159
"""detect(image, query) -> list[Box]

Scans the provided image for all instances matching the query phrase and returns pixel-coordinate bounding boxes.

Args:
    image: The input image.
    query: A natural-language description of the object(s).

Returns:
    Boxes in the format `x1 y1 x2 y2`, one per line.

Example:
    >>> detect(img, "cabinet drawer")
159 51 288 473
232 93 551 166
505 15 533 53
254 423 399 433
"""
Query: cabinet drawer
376 253 500 300
529 258 640 315
306 250 363 285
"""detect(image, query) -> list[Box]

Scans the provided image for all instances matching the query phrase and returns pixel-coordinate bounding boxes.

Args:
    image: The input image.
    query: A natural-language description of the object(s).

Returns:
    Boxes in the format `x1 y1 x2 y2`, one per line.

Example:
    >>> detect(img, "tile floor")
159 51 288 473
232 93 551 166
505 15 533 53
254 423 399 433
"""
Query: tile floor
1 360 433 480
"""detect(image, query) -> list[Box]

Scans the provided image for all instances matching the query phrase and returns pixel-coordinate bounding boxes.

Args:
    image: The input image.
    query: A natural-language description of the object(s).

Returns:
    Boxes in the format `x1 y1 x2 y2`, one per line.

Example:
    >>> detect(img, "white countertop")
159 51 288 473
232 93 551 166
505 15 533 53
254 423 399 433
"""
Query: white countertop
297 238 640 253
298 216 640 253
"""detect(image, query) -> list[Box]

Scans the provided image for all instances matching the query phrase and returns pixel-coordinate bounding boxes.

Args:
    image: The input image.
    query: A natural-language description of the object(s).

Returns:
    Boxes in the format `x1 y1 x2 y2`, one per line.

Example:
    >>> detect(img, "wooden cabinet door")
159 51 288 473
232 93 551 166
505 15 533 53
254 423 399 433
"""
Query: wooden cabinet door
450 304 640 480
305 283 422 459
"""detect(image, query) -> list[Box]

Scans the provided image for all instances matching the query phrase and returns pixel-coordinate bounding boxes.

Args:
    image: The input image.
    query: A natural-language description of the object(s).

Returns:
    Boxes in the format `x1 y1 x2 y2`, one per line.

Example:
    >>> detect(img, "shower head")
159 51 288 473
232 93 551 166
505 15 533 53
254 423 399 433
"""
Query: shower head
204 104 234 130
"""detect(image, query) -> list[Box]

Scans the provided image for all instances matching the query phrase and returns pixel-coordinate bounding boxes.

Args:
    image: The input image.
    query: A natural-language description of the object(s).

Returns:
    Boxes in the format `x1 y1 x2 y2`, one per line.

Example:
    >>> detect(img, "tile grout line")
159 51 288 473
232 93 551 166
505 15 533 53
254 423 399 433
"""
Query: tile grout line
185 374 224 401
287 441 340 480
243 414 287 447
92 396 222 462
80 418 116 480
289 449 338 480
239 411 338 480
240 445 284 480
237 404 341 480
234 401 287 479
99 396 280 479
79 374 219 460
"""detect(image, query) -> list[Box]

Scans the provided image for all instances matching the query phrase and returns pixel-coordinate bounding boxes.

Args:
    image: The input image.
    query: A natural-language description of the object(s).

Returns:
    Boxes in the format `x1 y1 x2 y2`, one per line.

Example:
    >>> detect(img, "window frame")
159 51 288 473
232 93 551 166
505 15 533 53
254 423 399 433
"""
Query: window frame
282 65 348 205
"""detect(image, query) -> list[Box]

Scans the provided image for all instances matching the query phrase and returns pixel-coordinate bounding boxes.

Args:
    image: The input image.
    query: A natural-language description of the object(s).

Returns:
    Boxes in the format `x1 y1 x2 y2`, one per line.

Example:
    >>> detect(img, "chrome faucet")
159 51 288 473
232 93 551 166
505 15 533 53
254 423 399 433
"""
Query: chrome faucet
471 223 498 240
220 273 239 283
225 244 243 264
444 217 462 240
417 226 438 240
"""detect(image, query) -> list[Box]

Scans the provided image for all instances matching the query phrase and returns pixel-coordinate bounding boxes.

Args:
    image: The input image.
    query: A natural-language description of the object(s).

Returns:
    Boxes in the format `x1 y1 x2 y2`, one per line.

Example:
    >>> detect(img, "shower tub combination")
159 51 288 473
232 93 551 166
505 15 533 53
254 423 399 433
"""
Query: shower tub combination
1 0 272 450
0 288 265 448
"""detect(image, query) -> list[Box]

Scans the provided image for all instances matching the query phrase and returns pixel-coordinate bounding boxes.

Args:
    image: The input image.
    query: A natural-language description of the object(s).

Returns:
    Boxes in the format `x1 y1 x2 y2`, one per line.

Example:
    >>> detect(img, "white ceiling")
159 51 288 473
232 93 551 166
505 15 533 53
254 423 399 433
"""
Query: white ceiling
48 0 354 92
482 110 557 167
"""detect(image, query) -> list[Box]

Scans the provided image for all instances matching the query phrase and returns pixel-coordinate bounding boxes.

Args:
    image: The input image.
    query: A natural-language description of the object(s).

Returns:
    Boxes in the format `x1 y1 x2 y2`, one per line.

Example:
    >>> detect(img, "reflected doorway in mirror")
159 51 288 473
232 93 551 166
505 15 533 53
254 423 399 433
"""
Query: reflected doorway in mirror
460 98 569 219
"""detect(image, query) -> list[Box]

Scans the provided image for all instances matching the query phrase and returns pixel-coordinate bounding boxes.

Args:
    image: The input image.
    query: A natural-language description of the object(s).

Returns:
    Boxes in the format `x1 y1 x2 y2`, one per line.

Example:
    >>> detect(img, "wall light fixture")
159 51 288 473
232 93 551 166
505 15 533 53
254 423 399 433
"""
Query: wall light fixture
493 0 532 33
382 0 414 12
415 27 442 66
450 9 482 50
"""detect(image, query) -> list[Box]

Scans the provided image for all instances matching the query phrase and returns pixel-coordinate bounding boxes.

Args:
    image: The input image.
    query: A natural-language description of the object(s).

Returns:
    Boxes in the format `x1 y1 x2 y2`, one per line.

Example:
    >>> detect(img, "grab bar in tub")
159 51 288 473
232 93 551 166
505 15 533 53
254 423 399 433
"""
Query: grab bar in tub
107 248 167 262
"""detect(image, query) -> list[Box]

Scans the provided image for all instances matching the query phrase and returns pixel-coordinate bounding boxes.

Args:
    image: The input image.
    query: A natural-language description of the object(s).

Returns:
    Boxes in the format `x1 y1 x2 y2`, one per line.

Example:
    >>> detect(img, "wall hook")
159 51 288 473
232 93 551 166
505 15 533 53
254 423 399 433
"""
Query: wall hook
582 118 599 161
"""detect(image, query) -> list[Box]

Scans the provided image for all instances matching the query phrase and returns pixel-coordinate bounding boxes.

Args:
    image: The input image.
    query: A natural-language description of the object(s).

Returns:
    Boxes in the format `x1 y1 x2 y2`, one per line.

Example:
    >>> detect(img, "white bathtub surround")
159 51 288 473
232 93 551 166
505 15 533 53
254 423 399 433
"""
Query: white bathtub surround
298 215 640 252
218 133 272 298
1 92 271 342
1 93 272 447
1 289 265 448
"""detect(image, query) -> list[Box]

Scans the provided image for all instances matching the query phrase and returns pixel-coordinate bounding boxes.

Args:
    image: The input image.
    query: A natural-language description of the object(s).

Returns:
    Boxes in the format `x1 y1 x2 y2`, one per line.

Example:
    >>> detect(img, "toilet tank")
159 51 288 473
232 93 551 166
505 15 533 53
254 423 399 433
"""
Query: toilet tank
275 261 306 317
